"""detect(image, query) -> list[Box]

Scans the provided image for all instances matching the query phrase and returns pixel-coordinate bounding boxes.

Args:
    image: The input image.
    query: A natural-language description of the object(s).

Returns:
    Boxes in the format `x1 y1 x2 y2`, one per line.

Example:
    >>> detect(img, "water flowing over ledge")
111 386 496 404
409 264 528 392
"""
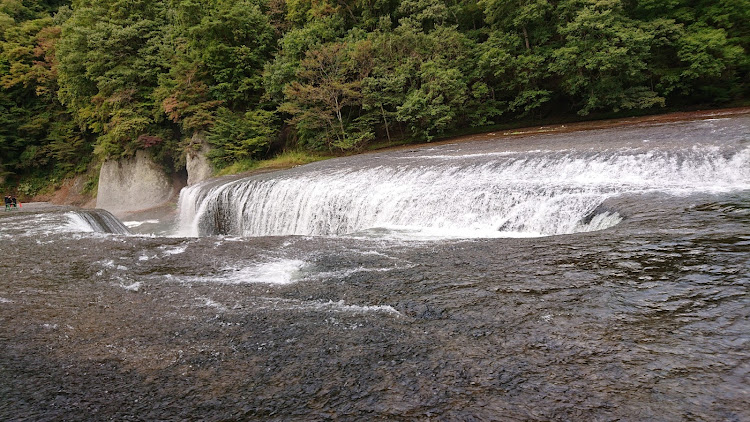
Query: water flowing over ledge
176 141 749 239
67 210 131 234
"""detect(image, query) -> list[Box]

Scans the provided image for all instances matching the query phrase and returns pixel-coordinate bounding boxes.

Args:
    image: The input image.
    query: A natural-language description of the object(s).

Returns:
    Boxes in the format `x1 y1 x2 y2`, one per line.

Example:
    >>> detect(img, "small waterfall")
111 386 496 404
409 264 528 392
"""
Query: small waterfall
68 210 131 234
176 145 750 238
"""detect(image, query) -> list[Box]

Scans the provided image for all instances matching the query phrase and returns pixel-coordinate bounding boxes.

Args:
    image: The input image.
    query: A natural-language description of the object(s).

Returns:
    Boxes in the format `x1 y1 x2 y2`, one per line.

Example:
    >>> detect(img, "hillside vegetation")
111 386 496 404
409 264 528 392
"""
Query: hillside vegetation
1 0 748 195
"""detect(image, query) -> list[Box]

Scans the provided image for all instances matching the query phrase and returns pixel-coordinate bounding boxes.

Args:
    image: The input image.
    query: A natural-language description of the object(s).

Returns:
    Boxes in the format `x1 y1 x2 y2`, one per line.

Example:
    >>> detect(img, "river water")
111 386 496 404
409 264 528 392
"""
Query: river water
1 115 749 420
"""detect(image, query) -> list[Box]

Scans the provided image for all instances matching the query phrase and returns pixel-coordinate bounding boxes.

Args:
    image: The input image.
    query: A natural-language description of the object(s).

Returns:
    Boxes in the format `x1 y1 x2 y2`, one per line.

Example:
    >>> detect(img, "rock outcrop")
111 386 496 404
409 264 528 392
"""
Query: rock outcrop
186 133 213 186
96 150 175 216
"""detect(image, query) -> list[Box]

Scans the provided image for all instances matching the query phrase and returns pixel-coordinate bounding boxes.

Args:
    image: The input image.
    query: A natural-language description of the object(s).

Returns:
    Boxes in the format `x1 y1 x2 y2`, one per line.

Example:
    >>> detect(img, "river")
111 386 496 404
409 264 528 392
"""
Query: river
1 114 749 420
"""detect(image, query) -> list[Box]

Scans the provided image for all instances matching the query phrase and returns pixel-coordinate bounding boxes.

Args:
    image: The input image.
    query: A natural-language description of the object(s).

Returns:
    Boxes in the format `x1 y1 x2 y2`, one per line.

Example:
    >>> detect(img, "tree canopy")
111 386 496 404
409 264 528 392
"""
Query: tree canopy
1 0 747 192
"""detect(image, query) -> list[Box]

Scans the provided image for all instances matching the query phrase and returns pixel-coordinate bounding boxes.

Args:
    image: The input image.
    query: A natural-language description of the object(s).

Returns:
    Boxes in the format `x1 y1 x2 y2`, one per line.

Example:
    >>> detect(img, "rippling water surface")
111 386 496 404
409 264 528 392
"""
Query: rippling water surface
1 116 749 421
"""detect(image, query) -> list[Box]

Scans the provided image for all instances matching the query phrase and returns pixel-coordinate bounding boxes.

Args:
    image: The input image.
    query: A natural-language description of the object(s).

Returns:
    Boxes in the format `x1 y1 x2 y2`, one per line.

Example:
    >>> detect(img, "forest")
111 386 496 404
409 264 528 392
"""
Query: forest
0 0 748 195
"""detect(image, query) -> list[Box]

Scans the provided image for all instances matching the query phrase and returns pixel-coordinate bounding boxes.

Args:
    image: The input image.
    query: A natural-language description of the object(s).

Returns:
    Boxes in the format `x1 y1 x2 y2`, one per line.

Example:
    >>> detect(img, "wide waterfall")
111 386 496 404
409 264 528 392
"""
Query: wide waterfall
176 141 750 238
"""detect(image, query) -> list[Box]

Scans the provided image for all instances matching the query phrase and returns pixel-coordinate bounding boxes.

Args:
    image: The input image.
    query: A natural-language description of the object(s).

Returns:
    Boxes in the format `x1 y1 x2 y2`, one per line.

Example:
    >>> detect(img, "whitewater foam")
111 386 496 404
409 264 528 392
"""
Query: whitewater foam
65 212 97 232
175 138 749 239
160 245 188 256
240 297 401 316
176 259 308 285
120 282 142 291
124 219 160 228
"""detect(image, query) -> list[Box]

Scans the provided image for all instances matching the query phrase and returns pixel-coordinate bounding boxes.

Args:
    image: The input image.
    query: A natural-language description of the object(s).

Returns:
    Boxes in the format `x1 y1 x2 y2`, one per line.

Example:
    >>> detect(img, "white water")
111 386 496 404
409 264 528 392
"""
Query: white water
66 210 131 234
176 144 750 239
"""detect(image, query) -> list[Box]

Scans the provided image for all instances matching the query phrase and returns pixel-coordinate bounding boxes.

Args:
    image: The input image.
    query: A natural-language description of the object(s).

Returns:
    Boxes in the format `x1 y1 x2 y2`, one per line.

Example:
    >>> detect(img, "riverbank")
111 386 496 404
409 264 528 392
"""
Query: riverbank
1 202 76 213
382 105 750 150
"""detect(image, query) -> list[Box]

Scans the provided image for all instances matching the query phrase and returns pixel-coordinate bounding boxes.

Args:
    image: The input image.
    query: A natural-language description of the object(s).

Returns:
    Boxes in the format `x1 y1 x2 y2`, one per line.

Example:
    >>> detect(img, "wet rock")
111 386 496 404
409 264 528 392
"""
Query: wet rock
399 301 445 320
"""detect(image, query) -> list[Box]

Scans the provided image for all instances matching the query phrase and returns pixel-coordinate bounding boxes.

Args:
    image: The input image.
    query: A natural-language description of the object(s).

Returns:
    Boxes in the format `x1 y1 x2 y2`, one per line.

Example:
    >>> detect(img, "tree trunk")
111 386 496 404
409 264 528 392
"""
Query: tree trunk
522 26 531 50
380 104 391 143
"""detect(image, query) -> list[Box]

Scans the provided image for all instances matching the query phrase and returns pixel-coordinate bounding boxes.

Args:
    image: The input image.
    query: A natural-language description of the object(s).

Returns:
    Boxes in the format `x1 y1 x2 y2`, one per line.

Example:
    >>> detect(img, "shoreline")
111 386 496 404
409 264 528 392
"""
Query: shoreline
376 106 750 151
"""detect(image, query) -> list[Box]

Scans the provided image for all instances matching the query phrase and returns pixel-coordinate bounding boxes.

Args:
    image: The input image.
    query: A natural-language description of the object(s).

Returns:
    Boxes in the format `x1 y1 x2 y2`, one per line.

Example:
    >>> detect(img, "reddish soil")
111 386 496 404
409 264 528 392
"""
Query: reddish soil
31 175 96 207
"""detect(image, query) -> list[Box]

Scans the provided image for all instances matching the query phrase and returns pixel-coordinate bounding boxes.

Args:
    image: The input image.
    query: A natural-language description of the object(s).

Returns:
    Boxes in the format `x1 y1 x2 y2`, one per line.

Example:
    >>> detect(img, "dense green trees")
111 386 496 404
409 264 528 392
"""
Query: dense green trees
1 0 748 193
0 0 91 193
57 0 172 161
158 0 278 165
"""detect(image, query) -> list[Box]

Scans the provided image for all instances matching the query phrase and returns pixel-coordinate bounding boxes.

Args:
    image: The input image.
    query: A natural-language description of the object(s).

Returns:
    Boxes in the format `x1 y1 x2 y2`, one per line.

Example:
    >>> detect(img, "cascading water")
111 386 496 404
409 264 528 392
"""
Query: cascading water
176 141 750 239
68 209 131 234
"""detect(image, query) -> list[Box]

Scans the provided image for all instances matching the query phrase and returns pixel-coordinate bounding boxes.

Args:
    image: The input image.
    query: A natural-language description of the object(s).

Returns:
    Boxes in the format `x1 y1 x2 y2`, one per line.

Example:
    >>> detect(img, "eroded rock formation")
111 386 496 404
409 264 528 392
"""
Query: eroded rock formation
186 133 213 186
96 150 175 216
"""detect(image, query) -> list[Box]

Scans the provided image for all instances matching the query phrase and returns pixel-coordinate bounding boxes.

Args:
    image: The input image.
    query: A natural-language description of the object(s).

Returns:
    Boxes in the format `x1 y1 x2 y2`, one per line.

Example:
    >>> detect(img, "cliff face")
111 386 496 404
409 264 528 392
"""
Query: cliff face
186 134 213 186
96 150 177 216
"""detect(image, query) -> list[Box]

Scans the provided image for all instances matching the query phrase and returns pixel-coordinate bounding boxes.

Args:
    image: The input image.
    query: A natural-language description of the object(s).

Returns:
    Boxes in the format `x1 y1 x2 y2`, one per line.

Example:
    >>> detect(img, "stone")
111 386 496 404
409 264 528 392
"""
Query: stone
186 133 213 186
96 150 174 216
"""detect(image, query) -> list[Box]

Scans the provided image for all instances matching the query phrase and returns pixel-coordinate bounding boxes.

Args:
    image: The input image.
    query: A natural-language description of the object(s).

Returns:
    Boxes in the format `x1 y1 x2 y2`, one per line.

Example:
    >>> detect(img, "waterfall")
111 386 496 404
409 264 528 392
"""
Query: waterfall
68 209 131 234
176 145 750 239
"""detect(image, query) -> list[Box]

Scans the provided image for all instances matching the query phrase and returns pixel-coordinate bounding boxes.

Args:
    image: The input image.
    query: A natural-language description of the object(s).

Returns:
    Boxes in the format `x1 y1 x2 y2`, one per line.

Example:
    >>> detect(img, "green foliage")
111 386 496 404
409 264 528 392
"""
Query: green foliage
279 40 373 150
361 22 475 141
57 0 171 159
0 1 91 190
1 0 749 193
206 107 277 167
628 0 748 104
263 14 345 103
212 148 332 177
549 0 665 115
396 59 467 140
672 26 744 102
166 0 275 108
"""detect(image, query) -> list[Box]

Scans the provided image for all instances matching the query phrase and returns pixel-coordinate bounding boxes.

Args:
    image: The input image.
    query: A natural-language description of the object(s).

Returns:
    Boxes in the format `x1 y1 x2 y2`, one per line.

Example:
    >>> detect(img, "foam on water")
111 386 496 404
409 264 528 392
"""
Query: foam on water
66 210 130 234
229 260 306 284
65 212 97 232
308 300 401 315
237 297 401 316
311 264 417 280
160 245 188 256
170 258 398 286
200 298 229 311
0 213 92 238
181 259 308 285
120 282 141 291
97 259 129 271
123 219 160 228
